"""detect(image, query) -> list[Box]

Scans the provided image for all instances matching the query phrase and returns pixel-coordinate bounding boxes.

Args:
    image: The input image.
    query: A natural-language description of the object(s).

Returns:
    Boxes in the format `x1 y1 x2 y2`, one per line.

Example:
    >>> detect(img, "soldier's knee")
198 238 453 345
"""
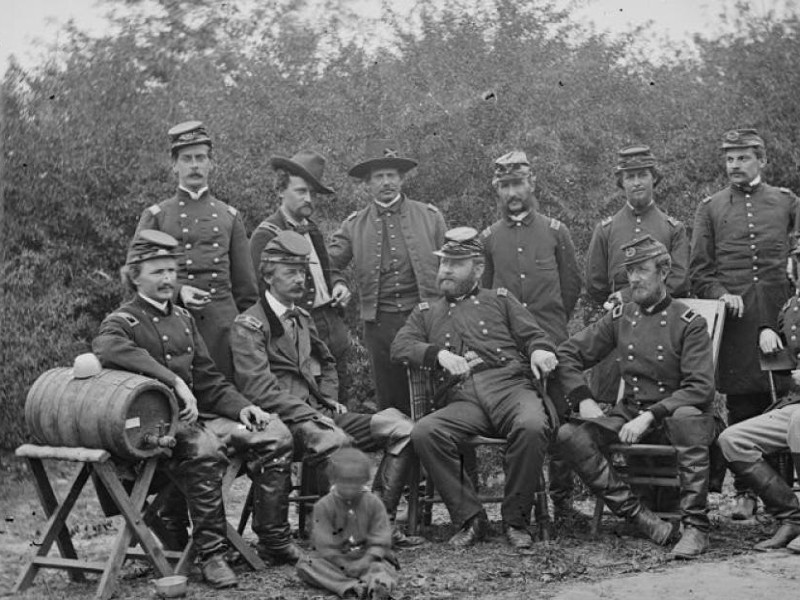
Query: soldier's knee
556 423 579 447
671 406 703 419
787 410 800 452
410 417 436 448
716 427 738 460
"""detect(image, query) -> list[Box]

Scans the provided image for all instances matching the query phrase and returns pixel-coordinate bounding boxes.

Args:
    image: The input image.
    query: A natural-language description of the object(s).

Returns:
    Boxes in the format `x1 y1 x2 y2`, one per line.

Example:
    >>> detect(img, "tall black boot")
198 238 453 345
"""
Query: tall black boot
156 486 190 551
729 460 800 550
374 447 424 547
251 456 301 565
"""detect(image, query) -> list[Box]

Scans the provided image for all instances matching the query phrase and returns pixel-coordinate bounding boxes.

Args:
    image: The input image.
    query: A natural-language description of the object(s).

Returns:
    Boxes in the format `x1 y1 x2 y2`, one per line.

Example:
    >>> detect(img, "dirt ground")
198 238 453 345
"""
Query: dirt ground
1 449 798 600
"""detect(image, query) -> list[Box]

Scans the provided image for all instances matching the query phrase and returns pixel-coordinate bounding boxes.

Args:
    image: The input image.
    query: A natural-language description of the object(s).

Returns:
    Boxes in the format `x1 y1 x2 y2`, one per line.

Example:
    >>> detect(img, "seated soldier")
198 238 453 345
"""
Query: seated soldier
390 227 559 550
230 231 422 548
717 246 800 552
93 230 299 588
297 447 397 600
555 235 716 558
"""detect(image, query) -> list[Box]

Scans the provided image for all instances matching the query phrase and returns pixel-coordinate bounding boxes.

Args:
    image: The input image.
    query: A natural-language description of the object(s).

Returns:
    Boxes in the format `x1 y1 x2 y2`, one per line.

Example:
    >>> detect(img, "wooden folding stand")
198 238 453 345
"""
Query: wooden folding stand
13 444 172 600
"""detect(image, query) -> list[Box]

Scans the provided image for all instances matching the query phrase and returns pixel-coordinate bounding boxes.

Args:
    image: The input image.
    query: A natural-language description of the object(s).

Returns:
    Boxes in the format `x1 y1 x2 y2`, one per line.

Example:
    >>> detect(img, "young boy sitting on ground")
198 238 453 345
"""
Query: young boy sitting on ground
296 447 397 599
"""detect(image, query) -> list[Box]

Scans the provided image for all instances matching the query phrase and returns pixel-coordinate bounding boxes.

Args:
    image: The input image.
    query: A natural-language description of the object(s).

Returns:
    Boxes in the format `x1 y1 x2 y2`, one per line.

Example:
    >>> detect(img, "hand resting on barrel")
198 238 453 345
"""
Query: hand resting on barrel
173 377 199 423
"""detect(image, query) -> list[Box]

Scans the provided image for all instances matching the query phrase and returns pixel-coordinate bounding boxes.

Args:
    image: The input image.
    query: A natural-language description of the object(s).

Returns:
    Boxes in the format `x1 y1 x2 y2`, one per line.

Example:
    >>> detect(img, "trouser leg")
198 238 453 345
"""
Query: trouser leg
410 400 490 528
156 485 190 550
363 311 412 415
727 460 800 523
296 555 362 597
165 423 228 558
664 410 715 531
312 305 352 404
726 392 773 495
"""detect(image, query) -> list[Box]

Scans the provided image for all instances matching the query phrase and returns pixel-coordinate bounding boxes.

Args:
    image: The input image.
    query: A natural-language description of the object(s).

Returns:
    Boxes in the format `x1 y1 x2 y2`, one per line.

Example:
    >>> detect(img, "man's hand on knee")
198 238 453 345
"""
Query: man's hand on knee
618 412 655 444
437 350 471 376
578 398 604 419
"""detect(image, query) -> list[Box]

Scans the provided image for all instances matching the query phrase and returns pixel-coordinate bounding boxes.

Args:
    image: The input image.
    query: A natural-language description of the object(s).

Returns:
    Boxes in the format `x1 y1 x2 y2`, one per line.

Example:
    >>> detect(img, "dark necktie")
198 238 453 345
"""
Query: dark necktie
293 222 317 235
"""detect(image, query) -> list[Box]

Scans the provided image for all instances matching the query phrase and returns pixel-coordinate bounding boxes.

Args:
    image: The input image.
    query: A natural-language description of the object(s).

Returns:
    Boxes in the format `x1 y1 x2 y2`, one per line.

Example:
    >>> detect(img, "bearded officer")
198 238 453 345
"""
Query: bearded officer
555 235 716 558
92 230 298 587
690 128 800 519
391 227 558 550
137 121 258 379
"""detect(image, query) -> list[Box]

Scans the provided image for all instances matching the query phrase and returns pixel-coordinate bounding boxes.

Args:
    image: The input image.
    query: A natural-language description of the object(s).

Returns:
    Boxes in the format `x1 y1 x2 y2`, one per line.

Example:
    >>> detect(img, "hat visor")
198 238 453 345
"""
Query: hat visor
348 158 418 180
433 250 483 259
262 256 311 265
720 142 761 150
270 156 334 194
127 251 182 265
171 139 212 154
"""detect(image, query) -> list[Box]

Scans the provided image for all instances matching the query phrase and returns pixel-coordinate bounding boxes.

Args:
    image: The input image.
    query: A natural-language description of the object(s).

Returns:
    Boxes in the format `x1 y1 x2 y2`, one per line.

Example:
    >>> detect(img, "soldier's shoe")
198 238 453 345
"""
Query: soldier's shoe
503 524 533 550
256 541 303 565
391 527 425 548
448 511 488 548
785 532 800 553
670 525 709 559
753 522 800 551
201 553 238 589
731 494 757 520
632 506 677 546
553 500 591 529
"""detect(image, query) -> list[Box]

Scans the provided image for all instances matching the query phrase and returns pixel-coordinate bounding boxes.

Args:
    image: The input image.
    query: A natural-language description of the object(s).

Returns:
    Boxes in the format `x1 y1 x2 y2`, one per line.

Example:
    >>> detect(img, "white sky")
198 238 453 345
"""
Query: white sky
0 0 793 75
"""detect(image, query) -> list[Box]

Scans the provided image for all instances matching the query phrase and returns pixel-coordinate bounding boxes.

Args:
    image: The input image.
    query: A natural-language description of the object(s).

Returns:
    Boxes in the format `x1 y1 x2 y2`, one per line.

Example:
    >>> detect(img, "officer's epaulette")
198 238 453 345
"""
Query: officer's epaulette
701 196 712 204
549 217 562 231
174 305 191 319
259 221 282 236
147 204 161 216
227 205 238 216
667 215 681 227
681 308 697 323
480 226 492 239
496 287 509 297
426 203 441 213
611 303 623 319
345 211 359 222
235 313 263 331
600 216 613 227
113 311 139 327
418 301 430 311
779 187 797 196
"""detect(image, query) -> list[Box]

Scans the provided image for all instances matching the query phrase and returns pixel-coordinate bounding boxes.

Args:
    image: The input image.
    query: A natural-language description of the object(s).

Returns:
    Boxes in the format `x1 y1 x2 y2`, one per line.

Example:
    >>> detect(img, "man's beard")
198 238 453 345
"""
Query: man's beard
439 276 477 299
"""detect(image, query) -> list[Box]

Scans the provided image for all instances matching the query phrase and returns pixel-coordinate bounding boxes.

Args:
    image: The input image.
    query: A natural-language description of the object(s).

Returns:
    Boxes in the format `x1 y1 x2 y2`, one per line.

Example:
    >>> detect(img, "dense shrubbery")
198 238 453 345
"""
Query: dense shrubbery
3 0 800 448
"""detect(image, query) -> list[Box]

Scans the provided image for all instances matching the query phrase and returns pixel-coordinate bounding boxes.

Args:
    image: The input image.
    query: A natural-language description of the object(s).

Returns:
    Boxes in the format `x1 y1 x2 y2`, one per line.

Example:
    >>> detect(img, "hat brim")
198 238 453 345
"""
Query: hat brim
720 142 762 150
348 158 418 180
127 251 182 266
433 250 483 259
170 139 212 154
270 156 334 194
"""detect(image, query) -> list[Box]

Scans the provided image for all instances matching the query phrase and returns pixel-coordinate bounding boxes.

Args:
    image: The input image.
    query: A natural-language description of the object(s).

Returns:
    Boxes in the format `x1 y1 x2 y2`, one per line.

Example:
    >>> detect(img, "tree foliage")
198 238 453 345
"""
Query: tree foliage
3 0 800 448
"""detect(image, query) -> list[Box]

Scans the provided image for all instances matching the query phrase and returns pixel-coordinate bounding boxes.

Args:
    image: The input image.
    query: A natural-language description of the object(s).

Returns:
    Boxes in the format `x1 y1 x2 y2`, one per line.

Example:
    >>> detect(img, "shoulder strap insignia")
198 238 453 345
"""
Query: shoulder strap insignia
480 226 492 239
235 313 264 332
611 303 623 319
667 215 681 227
227 205 238 216
418 301 430 311
496 287 509 297
549 217 561 231
345 211 358 222
681 308 697 323
259 221 282 236
147 204 161 216
426 203 441 213
601 216 613 227
701 196 712 204
114 311 139 327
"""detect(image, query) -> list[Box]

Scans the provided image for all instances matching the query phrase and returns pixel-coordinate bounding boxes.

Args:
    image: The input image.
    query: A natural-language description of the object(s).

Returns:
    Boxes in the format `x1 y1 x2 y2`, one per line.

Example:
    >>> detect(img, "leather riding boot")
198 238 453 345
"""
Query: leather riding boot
729 460 800 550
374 448 425 547
632 506 677 546
251 457 300 564
174 457 228 558
674 445 711 531
156 485 190 551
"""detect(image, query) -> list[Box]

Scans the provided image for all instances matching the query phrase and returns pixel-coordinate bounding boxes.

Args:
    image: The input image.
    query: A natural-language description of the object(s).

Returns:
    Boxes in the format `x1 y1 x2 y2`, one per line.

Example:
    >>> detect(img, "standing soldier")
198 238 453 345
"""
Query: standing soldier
137 121 258 380
690 129 800 519
480 150 580 521
584 146 689 402
329 139 446 415
93 230 298 587
249 150 351 394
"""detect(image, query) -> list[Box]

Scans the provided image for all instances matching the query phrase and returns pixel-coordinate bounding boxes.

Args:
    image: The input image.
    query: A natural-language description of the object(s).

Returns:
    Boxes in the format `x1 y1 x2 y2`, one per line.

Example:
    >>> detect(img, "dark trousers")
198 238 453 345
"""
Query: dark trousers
312 304 352 403
363 311 412 415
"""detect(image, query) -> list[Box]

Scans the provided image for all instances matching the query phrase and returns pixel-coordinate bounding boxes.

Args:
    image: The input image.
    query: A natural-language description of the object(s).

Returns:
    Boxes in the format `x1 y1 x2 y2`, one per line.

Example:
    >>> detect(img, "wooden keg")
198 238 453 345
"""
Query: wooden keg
25 367 179 460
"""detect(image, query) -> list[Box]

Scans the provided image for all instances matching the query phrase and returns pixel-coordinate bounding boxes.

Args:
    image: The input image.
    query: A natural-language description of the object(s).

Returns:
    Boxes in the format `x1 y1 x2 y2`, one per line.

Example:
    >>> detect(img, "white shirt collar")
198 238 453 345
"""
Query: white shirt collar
138 292 169 314
179 185 209 201
509 211 530 222
749 175 762 187
265 290 294 318
626 200 654 213
374 194 401 209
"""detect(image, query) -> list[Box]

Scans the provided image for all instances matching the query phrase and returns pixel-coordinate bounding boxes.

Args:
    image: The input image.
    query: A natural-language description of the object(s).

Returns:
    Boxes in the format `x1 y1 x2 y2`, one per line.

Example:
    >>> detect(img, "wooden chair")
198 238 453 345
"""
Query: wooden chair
591 298 726 534
760 349 799 488
405 366 551 539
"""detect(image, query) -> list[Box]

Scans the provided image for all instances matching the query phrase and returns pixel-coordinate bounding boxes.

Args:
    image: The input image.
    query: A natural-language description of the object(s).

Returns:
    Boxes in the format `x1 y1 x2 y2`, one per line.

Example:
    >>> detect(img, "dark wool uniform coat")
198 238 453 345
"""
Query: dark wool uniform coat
690 182 800 394
481 212 580 346
585 202 689 306
137 188 259 379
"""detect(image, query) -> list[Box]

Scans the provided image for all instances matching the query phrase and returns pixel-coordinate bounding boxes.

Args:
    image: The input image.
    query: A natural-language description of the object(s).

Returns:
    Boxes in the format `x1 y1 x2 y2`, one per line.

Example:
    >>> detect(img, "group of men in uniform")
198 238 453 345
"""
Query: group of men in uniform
90 121 800 590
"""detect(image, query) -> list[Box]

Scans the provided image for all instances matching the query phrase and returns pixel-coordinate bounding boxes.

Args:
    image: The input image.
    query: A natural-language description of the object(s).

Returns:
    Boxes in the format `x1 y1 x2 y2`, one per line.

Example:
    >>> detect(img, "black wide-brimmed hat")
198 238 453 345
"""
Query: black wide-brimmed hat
348 139 418 180
270 150 334 194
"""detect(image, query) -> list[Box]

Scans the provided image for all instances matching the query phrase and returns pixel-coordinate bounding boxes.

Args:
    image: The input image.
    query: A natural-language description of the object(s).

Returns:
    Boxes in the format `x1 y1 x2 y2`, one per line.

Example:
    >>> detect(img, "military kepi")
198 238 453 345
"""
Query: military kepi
169 120 212 153
492 150 532 184
721 128 764 150
620 234 668 267
126 230 181 265
615 146 657 172
261 230 311 265
434 227 485 258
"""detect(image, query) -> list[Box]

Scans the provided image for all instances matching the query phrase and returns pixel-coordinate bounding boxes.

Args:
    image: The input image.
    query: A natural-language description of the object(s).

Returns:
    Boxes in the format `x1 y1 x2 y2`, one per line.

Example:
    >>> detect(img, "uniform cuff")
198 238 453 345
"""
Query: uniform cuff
423 345 441 369
648 403 670 423
567 385 594 410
